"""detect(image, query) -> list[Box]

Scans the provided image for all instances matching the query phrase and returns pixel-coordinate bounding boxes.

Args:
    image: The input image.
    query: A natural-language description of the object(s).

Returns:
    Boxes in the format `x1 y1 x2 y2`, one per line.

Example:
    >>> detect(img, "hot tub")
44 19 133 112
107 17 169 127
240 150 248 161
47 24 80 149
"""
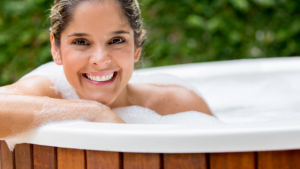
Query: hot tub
2 57 300 169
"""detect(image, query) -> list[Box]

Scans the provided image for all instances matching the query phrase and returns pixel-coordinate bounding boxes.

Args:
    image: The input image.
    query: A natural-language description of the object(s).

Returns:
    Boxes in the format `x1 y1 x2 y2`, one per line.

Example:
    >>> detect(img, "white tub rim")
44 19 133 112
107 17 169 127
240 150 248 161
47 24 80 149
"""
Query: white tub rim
8 56 300 153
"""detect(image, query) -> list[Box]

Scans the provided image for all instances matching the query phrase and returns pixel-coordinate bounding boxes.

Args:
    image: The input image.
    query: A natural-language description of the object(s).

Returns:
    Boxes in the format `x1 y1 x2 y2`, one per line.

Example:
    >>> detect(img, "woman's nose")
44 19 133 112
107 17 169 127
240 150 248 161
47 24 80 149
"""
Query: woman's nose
89 46 111 66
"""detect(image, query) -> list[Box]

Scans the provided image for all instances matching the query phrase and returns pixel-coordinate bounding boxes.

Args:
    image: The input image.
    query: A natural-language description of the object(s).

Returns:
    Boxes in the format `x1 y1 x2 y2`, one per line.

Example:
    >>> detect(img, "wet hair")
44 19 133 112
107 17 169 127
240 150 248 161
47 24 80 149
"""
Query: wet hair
49 0 146 48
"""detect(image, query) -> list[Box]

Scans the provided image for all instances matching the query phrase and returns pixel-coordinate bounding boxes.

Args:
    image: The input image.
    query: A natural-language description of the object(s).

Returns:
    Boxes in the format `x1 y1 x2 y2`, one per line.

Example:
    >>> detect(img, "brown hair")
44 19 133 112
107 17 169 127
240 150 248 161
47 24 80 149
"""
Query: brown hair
49 0 146 48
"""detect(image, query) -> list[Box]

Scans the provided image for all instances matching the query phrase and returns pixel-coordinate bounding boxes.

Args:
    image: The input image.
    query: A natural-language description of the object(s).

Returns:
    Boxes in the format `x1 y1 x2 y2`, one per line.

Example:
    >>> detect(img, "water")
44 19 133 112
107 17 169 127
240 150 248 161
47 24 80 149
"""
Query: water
21 62 221 125
189 72 300 123
20 61 300 125
4 60 300 150
113 106 221 124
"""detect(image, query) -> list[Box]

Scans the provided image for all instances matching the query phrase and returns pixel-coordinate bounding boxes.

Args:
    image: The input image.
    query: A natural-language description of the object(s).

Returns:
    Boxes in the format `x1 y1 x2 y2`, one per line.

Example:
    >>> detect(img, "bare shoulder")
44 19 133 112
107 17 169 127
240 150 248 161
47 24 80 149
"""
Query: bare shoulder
137 84 212 116
1 75 61 98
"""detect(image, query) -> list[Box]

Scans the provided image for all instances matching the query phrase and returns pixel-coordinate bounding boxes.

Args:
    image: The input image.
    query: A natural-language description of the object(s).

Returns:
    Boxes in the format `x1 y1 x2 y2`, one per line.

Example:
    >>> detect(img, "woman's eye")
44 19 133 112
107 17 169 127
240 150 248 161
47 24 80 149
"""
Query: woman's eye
72 39 90 46
109 38 126 44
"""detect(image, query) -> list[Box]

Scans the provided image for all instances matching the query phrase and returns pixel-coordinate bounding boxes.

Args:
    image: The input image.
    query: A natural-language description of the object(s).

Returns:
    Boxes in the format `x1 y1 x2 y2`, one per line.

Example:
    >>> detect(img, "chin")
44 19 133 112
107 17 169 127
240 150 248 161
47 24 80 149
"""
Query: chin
86 94 115 106
97 99 114 106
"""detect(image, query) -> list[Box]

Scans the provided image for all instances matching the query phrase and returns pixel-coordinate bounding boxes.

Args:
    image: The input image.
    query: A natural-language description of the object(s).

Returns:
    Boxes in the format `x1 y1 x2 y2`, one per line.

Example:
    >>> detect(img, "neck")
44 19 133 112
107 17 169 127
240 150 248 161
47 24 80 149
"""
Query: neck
108 84 132 109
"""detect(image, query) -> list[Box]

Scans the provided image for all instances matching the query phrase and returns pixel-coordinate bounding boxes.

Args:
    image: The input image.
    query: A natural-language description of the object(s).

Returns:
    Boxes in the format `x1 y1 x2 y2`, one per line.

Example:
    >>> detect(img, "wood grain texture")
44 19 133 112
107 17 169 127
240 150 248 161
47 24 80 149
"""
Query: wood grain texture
57 148 85 169
0 141 2 169
15 144 32 169
0 141 14 169
210 152 255 169
258 150 300 169
164 153 207 169
86 151 120 169
33 145 57 169
124 153 160 169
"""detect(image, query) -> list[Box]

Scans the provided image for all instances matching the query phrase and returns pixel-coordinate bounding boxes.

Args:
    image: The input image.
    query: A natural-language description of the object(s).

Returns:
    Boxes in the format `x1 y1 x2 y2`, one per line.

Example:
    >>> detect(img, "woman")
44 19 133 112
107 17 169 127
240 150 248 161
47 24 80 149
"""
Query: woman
0 0 212 139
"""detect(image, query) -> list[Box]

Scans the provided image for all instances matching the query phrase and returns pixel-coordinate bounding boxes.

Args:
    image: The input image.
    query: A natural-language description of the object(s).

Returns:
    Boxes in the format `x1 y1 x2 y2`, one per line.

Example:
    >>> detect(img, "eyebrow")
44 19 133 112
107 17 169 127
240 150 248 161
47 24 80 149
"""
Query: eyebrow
67 30 130 38
67 33 90 37
110 30 130 35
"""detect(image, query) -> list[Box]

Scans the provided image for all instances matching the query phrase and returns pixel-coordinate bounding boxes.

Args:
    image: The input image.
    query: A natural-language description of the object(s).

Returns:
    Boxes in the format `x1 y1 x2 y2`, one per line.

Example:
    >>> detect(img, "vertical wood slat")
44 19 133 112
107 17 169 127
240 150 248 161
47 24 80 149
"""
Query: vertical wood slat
0 141 14 169
258 150 300 169
15 144 32 169
86 150 121 169
33 145 57 169
123 153 160 169
0 141 2 169
210 152 255 169
57 148 85 169
164 153 207 169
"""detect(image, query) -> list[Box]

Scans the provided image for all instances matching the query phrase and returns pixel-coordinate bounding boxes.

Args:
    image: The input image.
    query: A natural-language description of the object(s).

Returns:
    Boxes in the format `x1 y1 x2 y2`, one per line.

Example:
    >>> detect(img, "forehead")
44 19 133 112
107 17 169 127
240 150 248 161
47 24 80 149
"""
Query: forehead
66 0 131 35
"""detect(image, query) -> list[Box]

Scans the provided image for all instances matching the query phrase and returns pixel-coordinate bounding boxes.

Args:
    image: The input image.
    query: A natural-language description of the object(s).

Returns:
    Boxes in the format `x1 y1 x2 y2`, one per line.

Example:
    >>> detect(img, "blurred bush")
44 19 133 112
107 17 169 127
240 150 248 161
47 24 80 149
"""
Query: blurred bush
0 0 299 85
140 0 300 67
0 0 52 85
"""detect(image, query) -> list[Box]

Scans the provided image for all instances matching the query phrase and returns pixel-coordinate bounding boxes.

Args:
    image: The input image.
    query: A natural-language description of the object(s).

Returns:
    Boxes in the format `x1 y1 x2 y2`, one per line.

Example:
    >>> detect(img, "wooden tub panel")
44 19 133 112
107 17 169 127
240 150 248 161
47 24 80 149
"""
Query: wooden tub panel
0 141 14 169
210 152 255 169
14 144 32 169
86 151 121 169
4 142 300 169
0 141 2 169
258 150 300 169
57 148 85 169
123 153 160 169
33 145 56 169
163 153 207 169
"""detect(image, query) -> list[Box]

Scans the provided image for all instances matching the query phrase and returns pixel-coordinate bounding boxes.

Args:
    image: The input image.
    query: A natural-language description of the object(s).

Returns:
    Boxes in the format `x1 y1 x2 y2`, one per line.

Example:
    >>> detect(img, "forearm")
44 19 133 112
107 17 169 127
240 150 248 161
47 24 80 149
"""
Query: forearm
0 93 122 139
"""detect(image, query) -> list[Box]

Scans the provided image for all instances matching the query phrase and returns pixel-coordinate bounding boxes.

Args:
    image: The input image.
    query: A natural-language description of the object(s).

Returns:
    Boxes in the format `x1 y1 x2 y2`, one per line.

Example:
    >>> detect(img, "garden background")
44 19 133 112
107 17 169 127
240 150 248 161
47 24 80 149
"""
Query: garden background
0 0 299 85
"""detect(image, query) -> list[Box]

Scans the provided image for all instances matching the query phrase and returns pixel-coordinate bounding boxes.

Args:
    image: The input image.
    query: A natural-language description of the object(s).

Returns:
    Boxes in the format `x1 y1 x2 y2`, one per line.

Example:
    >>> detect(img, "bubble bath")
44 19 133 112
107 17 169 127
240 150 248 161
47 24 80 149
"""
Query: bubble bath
20 59 300 125
20 61 221 125
3 57 300 152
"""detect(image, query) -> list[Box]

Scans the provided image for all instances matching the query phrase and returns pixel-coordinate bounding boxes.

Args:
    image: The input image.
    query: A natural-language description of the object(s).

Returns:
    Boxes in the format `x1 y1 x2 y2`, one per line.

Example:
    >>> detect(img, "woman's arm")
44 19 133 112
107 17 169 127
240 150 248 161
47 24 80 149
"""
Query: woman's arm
148 85 213 116
0 76 125 139
129 84 213 116
0 93 124 139
160 90 212 116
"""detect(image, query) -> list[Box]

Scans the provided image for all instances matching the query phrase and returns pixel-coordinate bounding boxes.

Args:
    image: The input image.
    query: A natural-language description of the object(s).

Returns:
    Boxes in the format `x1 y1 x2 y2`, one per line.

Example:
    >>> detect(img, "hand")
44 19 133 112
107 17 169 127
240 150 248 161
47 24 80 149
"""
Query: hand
92 104 125 123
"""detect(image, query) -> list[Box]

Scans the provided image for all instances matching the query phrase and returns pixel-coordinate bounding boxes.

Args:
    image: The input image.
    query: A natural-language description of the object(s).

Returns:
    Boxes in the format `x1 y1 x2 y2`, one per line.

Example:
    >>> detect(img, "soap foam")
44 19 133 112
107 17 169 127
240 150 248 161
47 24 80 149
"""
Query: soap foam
0 87 22 95
6 61 300 150
20 62 215 125
18 62 300 125
32 100 106 126
21 62 79 100
190 72 300 124
4 130 37 151
3 99 107 150
113 106 222 124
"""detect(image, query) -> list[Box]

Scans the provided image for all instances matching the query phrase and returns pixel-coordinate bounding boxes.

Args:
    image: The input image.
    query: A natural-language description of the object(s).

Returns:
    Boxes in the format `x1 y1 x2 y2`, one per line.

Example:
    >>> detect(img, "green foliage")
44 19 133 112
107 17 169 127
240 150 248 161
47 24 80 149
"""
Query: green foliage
0 0 52 85
0 0 299 85
139 0 300 67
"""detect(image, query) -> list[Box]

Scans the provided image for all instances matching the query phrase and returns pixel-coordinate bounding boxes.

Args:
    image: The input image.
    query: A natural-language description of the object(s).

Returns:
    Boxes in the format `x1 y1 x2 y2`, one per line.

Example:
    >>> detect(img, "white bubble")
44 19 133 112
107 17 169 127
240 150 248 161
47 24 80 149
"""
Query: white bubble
113 106 221 125
21 62 79 100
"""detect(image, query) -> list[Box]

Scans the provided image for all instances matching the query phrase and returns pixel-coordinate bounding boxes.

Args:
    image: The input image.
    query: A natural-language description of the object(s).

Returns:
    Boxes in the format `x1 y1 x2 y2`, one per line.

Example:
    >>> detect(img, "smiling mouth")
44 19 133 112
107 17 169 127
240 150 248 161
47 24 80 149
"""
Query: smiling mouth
83 72 117 83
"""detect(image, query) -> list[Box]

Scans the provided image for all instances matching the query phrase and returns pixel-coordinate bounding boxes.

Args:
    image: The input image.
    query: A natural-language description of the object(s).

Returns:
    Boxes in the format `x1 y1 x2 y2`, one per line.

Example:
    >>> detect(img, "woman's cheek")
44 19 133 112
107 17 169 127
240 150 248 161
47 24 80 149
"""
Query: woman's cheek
64 50 89 66
112 47 135 65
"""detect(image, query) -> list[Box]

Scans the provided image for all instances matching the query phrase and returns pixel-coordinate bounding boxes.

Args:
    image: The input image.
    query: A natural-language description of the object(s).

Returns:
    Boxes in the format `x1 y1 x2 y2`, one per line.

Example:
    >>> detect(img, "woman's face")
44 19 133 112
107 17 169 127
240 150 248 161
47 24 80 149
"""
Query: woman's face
50 0 141 106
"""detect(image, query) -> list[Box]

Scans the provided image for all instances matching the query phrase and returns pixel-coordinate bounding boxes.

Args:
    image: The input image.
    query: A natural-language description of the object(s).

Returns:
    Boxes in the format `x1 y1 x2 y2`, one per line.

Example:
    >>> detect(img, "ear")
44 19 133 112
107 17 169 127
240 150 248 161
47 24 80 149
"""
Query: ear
134 47 142 62
50 33 62 65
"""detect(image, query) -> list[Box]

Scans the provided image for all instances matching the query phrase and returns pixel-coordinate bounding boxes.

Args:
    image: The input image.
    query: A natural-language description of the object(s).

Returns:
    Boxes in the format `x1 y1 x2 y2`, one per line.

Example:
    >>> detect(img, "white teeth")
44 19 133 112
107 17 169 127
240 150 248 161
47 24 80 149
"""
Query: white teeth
87 72 115 82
